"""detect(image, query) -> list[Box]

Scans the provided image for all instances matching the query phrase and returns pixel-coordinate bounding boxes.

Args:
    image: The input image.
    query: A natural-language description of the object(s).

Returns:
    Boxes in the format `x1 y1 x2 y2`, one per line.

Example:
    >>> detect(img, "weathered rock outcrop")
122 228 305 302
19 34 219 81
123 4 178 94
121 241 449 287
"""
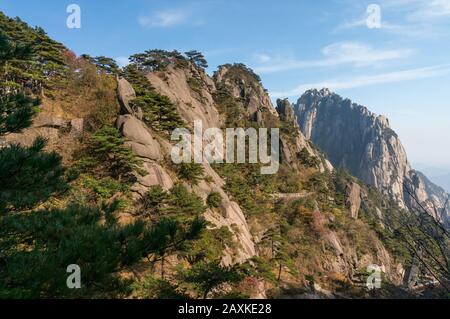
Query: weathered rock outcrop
275 97 333 172
146 64 221 129
345 182 361 219
276 98 297 124
0 113 85 166
117 77 143 119
116 115 162 161
294 88 449 223
192 161 256 265
214 64 279 121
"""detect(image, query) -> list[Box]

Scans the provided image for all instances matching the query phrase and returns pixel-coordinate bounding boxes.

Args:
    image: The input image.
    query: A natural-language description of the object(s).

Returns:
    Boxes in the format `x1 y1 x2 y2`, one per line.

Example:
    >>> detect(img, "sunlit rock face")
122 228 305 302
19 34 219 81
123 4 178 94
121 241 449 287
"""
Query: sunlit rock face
294 89 449 223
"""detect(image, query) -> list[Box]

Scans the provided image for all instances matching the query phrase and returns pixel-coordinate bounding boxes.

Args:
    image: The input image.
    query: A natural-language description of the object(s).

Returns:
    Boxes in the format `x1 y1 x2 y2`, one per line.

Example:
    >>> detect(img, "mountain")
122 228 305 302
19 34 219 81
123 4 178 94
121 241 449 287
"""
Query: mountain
293 88 449 224
413 164 450 180
430 173 450 194
1 11 449 299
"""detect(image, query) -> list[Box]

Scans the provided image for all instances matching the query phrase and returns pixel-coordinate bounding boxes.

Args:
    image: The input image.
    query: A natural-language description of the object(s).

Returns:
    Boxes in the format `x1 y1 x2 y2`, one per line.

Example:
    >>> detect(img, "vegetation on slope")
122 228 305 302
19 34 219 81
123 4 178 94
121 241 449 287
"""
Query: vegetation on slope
1 12 447 299
0 12 244 299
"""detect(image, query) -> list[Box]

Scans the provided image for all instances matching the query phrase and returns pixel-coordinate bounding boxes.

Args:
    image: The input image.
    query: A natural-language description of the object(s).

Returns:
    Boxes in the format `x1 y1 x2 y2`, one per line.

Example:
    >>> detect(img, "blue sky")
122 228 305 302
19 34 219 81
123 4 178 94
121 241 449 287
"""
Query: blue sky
1 0 449 169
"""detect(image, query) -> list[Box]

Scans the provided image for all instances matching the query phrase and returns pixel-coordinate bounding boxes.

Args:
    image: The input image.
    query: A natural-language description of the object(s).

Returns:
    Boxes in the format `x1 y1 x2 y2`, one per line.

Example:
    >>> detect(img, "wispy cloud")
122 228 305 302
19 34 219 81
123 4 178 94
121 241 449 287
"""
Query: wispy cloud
407 0 450 21
253 42 414 74
139 9 194 28
253 53 272 63
336 0 450 36
270 64 450 98
335 18 428 37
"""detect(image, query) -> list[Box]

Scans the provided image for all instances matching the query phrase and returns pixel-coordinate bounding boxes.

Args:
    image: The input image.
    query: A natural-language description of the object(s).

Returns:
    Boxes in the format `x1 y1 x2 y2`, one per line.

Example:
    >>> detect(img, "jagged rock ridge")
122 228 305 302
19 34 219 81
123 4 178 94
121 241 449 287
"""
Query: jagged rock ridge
294 88 449 223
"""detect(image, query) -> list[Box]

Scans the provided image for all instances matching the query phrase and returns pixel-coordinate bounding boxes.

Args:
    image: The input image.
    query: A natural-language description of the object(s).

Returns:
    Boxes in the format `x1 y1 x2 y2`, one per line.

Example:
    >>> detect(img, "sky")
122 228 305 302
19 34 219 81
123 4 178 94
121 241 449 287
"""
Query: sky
1 0 449 170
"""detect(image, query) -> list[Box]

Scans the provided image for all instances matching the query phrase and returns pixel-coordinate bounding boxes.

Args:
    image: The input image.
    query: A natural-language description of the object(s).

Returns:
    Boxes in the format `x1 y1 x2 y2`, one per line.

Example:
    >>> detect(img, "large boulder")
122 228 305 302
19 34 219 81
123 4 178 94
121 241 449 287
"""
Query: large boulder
117 77 143 119
2 127 60 147
116 115 161 161
146 64 221 129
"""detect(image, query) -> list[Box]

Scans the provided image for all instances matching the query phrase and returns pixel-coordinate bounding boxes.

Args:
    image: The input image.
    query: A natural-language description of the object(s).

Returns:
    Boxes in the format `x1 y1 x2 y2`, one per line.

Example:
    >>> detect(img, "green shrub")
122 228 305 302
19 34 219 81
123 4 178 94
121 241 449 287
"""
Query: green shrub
297 148 320 168
140 184 207 219
176 162 205 185
166 184 206 218
178 261 244 299
132 274 188 299
0 137 66 212
83 176 129 199
207 192 222 208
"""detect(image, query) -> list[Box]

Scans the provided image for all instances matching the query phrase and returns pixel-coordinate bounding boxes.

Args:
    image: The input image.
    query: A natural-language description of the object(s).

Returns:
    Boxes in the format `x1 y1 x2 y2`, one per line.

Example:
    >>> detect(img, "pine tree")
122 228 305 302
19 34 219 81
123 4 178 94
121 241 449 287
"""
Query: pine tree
141 185 170 217
0 199 206 298
166 184 206 218
144 216 207 279
133 91 184 132
179 261 243 299
185 50 208 69
0 12 66 92
207 192 222 208
175 162 205 185
0 92 39 135
0 137 65 212
122 63 183 132
81 54 119 75
130 49 186 72
86 126 141 182
0 24 64 214
0 31 32 65
121 64 154 95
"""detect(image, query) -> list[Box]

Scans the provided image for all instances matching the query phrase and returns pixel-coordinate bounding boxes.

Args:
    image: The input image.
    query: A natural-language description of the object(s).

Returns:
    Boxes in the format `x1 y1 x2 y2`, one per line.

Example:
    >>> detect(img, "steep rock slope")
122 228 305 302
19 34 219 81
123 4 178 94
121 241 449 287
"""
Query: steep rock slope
146 64 221 129
208 66 407 294
213 65 332 173
118 71 257 265
294 89 449 223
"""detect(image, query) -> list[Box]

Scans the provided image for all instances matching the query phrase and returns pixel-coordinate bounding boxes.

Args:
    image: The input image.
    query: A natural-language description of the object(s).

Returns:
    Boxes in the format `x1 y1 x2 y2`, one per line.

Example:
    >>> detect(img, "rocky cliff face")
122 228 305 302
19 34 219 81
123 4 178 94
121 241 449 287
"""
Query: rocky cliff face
213 64 279 123
118 68 257 266
294 89 449 223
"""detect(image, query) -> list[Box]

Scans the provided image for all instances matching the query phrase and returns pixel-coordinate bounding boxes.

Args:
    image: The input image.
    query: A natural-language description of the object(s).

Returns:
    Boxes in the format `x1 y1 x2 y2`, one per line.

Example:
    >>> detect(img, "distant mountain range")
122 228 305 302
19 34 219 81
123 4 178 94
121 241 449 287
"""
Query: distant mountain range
413 164 450 193
429 173 450 194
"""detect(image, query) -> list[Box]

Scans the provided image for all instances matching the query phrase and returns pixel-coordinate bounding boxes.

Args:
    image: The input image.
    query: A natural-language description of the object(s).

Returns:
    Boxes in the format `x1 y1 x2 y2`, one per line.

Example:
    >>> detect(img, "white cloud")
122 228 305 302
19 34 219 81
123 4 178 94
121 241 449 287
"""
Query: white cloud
253 42 413 74
115 56 130 68
334 15 367 32
321 42 412 66
408 0 450 20
335 17 428 37
254 53 271 63
139 9 189 28
270 64 450 97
